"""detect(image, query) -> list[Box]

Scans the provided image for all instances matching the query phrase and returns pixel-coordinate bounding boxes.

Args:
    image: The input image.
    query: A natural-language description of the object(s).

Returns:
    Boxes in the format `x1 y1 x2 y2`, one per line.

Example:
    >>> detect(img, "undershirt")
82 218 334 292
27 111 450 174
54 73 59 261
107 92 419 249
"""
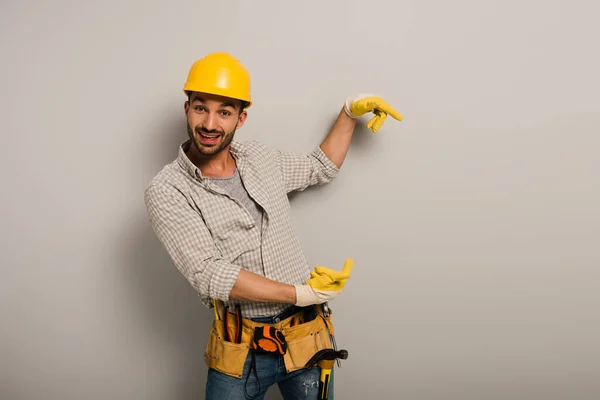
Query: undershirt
208 168 263 231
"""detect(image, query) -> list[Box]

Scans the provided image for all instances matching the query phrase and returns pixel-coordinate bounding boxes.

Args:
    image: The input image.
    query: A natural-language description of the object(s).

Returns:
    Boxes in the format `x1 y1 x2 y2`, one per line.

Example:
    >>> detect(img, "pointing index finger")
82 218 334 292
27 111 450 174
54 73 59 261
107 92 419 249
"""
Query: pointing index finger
379 100 404 121
342 258 354 275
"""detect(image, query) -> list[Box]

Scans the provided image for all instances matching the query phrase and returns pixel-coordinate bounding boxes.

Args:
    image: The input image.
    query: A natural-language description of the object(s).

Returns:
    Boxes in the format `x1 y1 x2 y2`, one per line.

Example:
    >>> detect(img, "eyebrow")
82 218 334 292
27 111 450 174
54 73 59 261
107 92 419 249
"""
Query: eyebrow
191 96 236 109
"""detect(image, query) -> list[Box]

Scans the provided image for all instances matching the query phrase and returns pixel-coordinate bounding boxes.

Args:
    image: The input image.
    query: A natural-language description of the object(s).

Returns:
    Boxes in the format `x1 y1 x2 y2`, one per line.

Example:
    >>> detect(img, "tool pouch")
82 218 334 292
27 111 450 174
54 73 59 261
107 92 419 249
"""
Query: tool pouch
204 304 335 378
280 306 335 373
203 313 251 379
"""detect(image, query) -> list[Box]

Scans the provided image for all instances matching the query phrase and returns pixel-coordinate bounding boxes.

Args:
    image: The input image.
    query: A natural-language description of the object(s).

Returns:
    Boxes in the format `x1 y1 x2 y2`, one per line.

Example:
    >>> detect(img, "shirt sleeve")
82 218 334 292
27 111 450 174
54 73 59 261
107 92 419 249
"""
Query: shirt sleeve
144 183 241 303
273 144 341 193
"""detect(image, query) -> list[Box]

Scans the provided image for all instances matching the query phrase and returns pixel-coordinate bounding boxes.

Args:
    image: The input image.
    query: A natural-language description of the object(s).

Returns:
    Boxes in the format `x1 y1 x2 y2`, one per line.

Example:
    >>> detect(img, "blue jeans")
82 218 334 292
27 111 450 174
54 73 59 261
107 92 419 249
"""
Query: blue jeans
205 351 334 399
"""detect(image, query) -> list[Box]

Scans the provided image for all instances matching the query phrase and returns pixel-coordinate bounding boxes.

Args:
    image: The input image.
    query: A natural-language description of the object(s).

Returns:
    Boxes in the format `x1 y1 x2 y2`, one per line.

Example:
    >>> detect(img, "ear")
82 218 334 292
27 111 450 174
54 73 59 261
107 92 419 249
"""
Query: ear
184 100 190 115
236 110 248 129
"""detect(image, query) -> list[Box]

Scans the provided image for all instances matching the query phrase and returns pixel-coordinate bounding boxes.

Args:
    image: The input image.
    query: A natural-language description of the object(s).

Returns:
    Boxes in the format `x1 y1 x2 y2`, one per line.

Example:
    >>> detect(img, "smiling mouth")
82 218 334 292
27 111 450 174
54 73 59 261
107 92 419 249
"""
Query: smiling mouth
198 131 221 139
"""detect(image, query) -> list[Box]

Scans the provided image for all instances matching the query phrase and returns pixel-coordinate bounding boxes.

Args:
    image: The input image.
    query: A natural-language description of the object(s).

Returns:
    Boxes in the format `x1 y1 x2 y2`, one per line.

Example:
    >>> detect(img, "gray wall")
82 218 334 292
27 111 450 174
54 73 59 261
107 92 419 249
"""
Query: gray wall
2 0 599 399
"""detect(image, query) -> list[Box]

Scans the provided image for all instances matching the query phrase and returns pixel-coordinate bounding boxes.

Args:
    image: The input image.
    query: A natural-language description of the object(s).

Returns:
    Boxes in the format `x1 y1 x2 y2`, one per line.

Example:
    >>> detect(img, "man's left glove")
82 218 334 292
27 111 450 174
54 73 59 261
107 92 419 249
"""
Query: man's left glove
308 262 353 289
343 94 403 133
293 258 354 307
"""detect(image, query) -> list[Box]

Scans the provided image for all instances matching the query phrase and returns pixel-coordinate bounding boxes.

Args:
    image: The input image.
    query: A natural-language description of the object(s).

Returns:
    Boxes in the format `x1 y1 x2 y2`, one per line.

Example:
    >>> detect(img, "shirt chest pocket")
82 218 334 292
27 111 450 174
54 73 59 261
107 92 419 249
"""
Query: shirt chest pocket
197 196 261 263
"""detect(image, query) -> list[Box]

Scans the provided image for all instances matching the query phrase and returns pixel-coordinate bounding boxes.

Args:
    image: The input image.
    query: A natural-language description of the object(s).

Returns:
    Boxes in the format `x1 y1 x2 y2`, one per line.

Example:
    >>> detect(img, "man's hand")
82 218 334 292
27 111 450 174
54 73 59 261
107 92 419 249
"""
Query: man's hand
308 258 354 290
294 258 354 306
343 94 403 133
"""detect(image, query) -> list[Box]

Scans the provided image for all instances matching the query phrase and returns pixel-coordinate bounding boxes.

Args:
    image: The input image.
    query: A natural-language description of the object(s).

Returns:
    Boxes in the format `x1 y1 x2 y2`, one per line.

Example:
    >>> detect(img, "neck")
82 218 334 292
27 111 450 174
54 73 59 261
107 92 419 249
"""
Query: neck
186 142 236 178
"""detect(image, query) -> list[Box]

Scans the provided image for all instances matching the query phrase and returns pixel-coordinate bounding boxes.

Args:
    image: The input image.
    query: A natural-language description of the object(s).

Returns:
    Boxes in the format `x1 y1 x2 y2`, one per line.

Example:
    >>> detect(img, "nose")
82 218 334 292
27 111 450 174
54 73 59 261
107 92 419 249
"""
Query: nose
203 112 217 131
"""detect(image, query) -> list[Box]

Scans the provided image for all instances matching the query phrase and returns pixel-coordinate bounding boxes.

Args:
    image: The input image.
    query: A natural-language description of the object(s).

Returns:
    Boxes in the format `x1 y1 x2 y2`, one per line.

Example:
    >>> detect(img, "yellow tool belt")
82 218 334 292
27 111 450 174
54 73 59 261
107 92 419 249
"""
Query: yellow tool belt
204 302 335 379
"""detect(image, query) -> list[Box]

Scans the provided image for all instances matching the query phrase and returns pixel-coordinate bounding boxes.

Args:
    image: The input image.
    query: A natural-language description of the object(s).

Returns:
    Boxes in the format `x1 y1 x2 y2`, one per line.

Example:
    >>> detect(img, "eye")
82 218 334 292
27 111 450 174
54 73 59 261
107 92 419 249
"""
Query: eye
194 106 206 112
221 110 232 116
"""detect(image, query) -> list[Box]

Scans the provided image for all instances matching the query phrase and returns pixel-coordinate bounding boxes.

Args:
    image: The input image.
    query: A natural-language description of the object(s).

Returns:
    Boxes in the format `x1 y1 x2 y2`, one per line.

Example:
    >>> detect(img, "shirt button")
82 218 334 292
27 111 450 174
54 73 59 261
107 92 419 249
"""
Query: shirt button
274 317 280 323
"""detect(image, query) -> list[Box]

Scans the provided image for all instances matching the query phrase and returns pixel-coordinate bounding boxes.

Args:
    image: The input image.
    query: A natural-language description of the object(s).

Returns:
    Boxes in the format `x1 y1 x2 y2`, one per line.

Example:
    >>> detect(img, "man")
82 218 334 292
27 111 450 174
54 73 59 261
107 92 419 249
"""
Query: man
144 52 402 399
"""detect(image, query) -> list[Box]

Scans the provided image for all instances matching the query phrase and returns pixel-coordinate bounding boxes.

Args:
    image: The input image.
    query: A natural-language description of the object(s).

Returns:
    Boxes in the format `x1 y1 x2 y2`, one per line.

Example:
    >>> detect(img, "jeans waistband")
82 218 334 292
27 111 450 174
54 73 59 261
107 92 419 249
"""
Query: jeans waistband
248 305 313 324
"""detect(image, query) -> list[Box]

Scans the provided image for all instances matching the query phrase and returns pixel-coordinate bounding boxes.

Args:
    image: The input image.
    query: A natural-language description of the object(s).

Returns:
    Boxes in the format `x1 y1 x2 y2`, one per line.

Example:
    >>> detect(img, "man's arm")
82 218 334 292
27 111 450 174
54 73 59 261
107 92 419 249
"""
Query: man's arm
274 95 402 192
320 94 404 167
272 143 341 194
319 106 357 169
229 269 296 303
144 183 296 304
271 107 355 194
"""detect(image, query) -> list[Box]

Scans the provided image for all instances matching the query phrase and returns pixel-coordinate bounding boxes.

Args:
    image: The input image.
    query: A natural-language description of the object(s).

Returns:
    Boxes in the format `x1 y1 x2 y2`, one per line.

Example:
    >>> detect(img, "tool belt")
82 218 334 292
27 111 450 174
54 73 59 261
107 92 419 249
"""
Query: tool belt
204 301 335 379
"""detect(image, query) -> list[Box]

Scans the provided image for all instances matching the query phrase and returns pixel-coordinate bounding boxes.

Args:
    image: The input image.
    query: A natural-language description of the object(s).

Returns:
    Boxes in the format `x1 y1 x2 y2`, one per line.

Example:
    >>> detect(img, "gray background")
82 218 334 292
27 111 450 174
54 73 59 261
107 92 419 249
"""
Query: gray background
1 0 599 399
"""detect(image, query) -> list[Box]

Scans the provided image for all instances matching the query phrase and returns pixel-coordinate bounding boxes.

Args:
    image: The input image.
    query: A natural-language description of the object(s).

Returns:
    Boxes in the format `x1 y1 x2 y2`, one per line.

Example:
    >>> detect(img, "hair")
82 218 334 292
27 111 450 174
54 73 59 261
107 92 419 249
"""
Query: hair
186 92 248 112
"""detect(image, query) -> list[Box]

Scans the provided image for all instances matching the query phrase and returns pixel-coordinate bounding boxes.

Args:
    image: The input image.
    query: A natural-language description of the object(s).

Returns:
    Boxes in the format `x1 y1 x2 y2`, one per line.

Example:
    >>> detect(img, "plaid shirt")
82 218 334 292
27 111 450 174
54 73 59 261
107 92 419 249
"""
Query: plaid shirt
144 139 340 318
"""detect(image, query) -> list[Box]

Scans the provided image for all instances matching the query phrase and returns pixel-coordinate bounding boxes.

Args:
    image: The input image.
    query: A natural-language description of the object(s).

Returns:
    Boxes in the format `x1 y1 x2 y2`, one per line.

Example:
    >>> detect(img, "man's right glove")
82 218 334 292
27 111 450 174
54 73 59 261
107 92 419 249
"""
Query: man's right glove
294 258 354 307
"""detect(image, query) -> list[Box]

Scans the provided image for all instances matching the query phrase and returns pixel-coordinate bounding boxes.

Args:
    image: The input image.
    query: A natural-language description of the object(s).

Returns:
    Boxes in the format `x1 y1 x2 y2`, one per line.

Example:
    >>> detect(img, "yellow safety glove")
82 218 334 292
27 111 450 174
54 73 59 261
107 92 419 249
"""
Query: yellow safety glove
308 258 354 290
294 258 354 307
343 94 403 133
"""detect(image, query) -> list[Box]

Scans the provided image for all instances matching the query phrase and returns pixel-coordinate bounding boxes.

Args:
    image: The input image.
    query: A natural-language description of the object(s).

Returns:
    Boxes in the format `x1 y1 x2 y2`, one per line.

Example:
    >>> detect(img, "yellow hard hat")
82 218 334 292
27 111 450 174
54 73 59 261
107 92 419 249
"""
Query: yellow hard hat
183 52 252 108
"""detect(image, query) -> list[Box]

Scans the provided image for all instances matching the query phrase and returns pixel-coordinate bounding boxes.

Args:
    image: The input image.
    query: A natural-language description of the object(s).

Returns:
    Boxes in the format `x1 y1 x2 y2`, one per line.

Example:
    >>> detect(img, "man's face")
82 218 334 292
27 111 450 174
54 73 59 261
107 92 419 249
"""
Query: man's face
184 92 247 157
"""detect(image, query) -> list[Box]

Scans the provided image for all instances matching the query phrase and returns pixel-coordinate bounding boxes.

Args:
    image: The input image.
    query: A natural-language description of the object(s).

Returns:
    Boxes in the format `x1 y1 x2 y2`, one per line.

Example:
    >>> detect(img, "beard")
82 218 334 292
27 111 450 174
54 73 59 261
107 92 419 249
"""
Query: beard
187 122 236 157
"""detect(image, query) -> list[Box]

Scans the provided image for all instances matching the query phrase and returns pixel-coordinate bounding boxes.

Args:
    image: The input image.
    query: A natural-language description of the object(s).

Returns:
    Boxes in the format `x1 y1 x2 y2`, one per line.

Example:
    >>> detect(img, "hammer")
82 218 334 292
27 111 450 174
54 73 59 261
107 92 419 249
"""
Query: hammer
305 349 349 399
